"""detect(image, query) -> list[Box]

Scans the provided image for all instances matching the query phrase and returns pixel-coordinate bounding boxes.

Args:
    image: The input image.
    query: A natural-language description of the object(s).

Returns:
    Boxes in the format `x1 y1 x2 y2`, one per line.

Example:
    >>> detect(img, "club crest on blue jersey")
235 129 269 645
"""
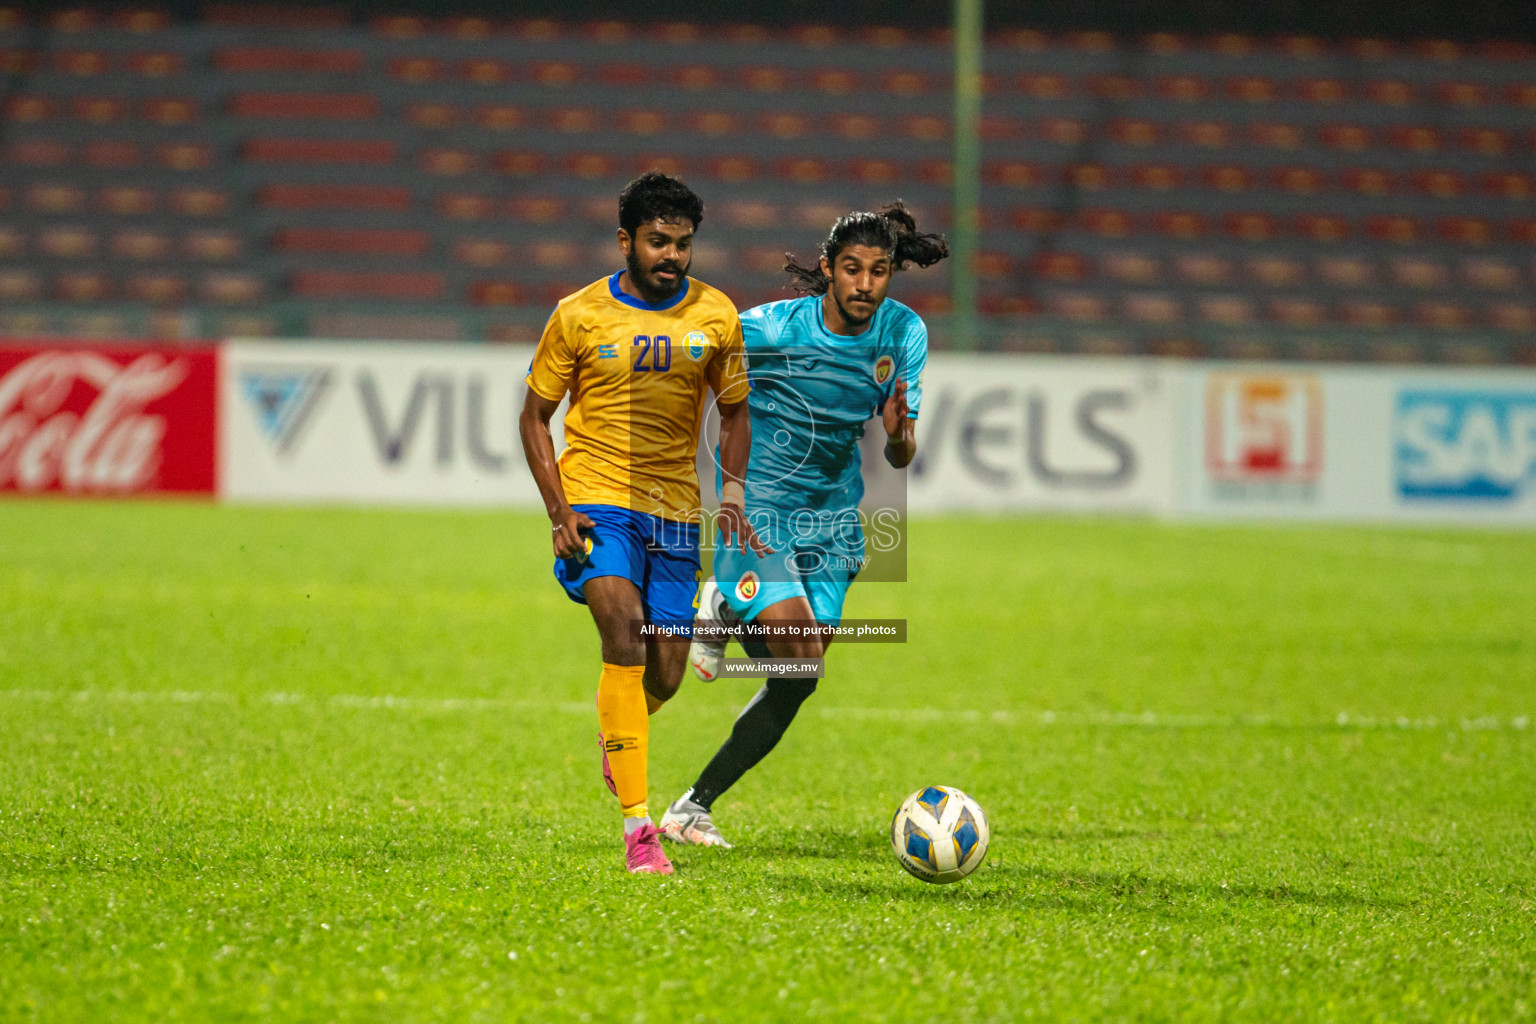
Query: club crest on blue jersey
685 331 709 361
736 571 760 602
873 354 895 385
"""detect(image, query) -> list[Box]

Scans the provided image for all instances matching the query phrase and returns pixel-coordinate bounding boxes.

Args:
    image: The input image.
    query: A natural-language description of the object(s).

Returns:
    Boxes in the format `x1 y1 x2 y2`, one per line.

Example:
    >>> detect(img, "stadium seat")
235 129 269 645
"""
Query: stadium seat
1079 209 1138 237
1100 251 1162 285
38 225 96 257
126 274 188 304
762 113 810 140
1316 255 1376 288
169 188 230 216
1484 172 1535 200
109 229 169 260
721 201 780 228
564 153 614 180
388 58 441 83
454 240 511 267
706 156 757 182
1035 117 1087 146
407 103 459 130
1366 215 1421 244
549 108 600 133
1246 254 1305 288
1461 257 1519 290
228 93 380 120
201 272 265 303
419 148 478 175
1436 82 1489 108
1269 297 1328 326
493 151 544 176
27 185 85 214
5 96 53 122
778 158 828 183
530 61 579 87
618 110 667 135
436 193 495 220
1273 167 1326 195
469 281 527 306
1296 213 1351 242
54 271 111 301
1016 73 1071 100
1154 211 1206 239
1438 217 1493 245
1391 256 1450 289
741 66 787 92
0 226 22 258
508 196 568 222
244 139 396 165
215 48 365 74
1226 212 1281 241
275 228 431 256
462 59 513 86
0 270 41 300
1251 122 1306 150
1124 292 1183 324
672 66 720 90
157 143 212 170
99 187 157 215
1459 128 1510 157
814 70 861 95
599 64 650 88
142 100 199 126
1340 168 1397 197
52 50 107 76
1173 252 1232 286
184 231 243 261
1414 170 1465 198
1155 75 1209 102
85 141 142 168
688 112 739 136
259 184 413 211
293 270 444 301
125 52 181 78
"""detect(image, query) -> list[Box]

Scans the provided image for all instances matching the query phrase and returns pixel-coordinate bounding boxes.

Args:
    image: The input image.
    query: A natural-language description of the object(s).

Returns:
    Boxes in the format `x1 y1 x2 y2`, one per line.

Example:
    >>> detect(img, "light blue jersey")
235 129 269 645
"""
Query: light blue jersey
729 294 927 512
712 294 928 625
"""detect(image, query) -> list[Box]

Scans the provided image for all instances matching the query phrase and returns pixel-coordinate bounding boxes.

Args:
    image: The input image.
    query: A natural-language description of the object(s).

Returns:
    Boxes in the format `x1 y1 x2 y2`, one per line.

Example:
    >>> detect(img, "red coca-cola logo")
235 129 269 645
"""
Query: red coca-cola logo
0 345 218 495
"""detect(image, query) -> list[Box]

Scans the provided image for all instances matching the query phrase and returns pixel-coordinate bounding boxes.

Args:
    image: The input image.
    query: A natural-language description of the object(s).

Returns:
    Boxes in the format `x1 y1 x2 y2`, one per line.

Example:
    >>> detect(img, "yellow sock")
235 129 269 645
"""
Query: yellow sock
597 663 648 813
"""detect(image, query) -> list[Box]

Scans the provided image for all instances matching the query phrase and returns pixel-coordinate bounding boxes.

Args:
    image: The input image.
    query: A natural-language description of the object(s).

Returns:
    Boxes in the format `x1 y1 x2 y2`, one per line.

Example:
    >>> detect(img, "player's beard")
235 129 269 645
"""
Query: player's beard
627 249 690 304
831 288 880 329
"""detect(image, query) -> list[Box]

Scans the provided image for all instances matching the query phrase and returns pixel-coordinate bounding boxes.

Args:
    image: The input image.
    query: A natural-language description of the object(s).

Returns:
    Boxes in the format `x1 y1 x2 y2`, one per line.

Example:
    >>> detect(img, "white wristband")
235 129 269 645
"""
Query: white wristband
721 481 745 507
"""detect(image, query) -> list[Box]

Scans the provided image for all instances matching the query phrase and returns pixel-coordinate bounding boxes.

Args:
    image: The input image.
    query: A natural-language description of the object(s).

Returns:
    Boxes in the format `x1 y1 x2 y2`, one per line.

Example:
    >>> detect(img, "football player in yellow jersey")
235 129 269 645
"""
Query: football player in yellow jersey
519 172 767 874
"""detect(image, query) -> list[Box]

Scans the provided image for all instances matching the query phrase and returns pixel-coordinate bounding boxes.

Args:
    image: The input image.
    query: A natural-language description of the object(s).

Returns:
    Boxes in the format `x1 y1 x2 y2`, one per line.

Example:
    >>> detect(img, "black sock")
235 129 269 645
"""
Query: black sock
689 677 818 811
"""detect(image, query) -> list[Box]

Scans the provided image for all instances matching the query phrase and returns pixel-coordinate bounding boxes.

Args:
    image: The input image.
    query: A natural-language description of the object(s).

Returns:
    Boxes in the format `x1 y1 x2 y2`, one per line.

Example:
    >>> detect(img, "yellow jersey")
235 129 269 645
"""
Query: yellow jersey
526 272 750 522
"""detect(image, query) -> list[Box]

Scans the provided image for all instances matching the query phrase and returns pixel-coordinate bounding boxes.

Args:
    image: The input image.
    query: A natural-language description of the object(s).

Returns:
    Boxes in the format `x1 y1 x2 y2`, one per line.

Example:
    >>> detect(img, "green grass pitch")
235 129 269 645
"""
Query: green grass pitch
2 502 1533 1022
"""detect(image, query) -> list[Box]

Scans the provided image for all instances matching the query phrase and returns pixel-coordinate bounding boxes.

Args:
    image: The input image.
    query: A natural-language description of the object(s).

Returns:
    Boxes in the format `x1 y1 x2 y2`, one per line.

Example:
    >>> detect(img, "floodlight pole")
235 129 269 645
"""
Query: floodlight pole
952 0 983 351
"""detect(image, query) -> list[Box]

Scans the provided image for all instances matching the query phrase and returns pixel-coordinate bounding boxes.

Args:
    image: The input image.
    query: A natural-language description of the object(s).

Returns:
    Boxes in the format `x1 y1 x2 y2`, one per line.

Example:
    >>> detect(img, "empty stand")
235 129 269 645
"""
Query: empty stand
0 11 1529 354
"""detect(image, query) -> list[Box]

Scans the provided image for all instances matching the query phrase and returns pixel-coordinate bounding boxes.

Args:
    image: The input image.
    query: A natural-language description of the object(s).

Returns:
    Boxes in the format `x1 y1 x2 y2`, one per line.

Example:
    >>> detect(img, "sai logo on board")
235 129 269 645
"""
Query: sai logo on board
1204 374 1323 497
1395 391 1536 501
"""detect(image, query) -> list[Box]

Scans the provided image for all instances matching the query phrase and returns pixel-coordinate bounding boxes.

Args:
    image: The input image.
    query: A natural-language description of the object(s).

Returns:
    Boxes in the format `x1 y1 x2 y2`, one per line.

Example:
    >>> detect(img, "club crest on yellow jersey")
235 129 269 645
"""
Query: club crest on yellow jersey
685 331 709 361
874 354 895 385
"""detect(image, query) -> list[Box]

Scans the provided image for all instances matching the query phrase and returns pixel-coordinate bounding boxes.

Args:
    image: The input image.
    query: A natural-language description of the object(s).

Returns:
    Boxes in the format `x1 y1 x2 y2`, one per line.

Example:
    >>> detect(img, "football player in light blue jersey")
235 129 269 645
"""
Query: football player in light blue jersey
659 202 950 848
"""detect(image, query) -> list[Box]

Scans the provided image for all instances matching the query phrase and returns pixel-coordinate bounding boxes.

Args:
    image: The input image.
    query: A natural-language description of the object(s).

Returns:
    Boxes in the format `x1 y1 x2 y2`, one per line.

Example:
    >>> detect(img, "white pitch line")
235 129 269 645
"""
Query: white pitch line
0 689 1528 732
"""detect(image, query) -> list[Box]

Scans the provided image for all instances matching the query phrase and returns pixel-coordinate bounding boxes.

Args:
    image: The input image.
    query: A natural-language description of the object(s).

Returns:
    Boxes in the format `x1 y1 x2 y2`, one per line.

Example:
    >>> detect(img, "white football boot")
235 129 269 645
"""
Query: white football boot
688 577 733 682
658 791 733 849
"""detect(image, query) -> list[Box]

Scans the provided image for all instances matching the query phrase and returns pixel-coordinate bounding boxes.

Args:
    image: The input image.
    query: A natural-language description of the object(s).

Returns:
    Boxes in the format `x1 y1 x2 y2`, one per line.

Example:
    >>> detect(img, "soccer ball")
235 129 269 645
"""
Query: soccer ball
890 786 989 884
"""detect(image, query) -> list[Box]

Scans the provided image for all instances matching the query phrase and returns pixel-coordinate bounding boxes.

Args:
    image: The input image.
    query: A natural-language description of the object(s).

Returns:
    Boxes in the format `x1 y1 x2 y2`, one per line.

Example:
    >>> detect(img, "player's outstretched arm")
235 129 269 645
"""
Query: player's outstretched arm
519 388 593 559
883 378 918 469
715 398 772 556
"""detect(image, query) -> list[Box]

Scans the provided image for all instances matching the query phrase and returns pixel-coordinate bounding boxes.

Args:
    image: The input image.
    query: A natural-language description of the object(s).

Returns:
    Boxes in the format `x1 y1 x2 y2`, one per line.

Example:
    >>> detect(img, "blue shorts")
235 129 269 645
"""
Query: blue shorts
554 504 701 630
713 509 862 626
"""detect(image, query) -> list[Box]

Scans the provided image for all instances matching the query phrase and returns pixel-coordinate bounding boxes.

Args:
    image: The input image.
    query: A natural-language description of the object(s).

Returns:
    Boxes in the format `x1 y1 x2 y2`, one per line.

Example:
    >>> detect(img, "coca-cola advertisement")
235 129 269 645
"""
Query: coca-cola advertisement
0 344 218 496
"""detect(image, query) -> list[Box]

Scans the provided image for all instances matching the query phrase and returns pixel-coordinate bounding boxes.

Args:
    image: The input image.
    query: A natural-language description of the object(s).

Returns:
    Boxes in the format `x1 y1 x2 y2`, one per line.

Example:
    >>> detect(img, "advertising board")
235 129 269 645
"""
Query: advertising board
0 343 218 496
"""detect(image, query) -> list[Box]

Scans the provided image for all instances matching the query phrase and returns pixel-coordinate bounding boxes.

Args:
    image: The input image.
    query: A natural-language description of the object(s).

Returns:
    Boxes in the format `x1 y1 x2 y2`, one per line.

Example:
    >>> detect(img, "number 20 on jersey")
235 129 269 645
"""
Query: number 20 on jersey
632 335 671 372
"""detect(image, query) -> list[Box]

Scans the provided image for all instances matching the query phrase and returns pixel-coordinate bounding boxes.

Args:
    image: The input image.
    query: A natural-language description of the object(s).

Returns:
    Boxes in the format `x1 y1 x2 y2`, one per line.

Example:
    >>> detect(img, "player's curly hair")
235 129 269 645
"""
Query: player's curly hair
784 201 950 296
618 171 704 236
